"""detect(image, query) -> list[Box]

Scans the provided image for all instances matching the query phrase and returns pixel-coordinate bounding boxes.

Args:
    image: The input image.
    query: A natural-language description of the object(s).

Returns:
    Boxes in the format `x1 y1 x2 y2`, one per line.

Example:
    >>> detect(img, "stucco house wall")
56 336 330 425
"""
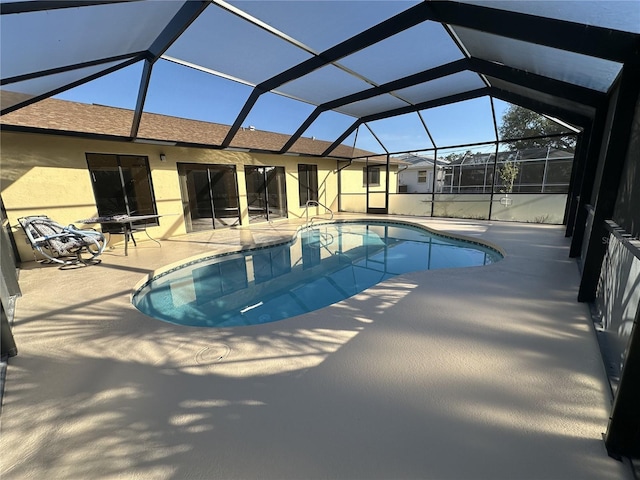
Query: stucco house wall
399 166 433 193
1 131 339 262
338 160 399 213
397 161 446 194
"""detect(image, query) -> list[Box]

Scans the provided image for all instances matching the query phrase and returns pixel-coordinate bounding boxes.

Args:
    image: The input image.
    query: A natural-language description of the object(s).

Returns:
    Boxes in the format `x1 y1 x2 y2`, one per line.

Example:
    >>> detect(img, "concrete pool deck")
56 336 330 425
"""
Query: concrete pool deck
0 215 633 479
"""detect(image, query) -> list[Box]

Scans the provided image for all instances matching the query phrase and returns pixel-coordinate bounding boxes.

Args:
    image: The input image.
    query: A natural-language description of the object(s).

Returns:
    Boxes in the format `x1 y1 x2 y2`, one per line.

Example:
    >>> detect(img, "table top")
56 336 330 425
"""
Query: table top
77 214 162 224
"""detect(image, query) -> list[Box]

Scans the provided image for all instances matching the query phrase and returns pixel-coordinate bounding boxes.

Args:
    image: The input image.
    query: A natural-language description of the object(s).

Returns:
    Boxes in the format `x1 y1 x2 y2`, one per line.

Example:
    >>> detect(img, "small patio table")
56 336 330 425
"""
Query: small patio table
77 214 162 256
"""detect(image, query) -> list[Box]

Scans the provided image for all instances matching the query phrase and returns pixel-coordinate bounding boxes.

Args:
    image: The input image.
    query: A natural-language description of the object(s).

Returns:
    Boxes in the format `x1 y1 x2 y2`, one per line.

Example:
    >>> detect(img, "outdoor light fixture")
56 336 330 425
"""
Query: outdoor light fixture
159 153 167 162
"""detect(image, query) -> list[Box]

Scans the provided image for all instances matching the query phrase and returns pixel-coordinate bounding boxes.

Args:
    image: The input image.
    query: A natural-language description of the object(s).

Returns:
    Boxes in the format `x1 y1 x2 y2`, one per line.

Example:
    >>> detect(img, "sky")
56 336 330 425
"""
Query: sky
45 0 515 157
54 58 509 157
4 0 625 156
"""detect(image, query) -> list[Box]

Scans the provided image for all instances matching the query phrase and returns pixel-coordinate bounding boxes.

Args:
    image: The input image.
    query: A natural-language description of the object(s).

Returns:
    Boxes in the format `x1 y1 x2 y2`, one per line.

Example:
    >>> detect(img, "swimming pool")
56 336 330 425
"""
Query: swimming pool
133 221 502 327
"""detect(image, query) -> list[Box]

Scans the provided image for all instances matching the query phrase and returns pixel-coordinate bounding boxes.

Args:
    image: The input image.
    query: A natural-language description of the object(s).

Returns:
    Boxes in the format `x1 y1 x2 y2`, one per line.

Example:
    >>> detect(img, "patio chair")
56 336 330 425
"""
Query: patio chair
18 215 107 265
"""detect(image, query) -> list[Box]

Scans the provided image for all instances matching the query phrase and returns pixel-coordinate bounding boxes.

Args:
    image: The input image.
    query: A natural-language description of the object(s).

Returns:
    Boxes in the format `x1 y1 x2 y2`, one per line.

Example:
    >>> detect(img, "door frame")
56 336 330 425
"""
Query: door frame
177 163 241 232
366 155 389 214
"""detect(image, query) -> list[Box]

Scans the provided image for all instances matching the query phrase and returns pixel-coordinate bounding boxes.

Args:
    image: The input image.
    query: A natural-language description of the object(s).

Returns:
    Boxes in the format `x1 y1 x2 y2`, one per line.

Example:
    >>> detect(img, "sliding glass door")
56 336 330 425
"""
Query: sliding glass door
245 166 287 223
86 153 158 233
178 163 240 232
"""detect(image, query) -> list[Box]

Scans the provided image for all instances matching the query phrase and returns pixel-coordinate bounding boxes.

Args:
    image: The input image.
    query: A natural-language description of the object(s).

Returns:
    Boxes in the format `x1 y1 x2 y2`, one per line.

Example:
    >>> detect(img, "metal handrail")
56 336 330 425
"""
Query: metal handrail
305 200 333 226
303 231 335 253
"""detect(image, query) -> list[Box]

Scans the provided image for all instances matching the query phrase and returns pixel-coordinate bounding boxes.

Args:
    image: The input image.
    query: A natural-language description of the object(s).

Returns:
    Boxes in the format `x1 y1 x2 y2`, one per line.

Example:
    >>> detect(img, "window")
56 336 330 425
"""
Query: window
86 153 157 232
298 164 318 206
363 166 380 186
245 165 287 223
418 170 427 183
178 163 240 232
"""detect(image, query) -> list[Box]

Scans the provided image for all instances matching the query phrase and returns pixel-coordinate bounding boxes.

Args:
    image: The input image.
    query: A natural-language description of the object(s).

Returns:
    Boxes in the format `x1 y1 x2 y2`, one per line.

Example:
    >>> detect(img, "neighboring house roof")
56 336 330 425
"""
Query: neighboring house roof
349 155 410 166
506 147 574 160
447 153 493 165
0 96 373 159
407 160 433 170
394 153 434 164
445 147 574 165
400 160 439 169
393 153 439 170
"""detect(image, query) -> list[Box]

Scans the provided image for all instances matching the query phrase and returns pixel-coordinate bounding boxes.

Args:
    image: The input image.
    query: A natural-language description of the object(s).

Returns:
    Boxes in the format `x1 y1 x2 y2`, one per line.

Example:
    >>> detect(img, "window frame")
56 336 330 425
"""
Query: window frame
85 153 158 232
363 166 381 187
298 163 319 207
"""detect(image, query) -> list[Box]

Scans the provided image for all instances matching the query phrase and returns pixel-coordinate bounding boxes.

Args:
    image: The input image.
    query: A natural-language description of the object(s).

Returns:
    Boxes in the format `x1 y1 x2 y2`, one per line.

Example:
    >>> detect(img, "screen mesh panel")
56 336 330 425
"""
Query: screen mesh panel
166 5 313 85
0 1 185 79
452 26 622 92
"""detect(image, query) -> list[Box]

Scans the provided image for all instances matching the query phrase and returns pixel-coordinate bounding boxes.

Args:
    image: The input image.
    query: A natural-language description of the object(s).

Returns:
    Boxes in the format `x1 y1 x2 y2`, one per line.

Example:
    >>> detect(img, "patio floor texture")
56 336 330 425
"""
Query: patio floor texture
0 215 633 480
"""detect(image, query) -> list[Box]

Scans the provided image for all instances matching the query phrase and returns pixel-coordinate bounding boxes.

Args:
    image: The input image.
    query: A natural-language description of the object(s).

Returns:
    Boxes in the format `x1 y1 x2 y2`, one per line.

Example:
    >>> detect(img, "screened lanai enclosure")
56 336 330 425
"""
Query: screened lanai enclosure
1 0 640 466
1 0 635 226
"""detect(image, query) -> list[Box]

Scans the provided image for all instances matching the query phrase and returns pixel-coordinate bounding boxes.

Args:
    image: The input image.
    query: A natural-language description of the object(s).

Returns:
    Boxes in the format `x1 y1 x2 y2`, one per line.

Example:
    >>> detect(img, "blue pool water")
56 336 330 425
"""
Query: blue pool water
133 221 502 327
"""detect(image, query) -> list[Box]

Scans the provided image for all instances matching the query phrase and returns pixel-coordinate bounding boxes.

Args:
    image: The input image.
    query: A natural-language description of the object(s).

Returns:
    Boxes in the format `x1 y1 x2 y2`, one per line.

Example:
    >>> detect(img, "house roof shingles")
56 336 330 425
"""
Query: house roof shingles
0 97 372 159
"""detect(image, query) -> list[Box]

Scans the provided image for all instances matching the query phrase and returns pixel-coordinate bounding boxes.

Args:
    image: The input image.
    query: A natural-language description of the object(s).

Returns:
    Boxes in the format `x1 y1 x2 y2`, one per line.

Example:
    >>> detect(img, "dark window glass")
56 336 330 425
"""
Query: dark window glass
86 153 157 232
298 164 318 206
178 163 240 232
363 166 380 186
245 166 287 223
120 156 156 216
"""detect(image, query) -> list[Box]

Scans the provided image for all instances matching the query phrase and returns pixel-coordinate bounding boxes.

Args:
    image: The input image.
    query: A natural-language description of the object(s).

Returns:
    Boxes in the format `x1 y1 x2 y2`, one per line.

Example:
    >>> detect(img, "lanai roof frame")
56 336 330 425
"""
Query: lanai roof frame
2 0 637 156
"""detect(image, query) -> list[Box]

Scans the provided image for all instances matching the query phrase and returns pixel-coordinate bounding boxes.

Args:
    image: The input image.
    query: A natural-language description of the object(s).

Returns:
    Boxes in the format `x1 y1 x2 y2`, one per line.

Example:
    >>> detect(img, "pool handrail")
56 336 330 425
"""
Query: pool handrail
305 200 333 227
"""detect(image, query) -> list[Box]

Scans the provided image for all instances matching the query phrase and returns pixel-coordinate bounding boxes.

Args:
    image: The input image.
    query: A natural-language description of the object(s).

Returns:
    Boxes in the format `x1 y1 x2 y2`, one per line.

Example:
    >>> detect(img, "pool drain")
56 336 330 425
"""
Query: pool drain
195 344 230 365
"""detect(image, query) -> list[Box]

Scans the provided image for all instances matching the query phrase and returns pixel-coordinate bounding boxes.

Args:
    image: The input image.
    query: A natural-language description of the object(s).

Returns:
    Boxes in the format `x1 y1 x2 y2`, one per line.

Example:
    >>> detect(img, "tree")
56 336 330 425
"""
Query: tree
499 105 576 152
499 160 519 194
440 150 471 163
